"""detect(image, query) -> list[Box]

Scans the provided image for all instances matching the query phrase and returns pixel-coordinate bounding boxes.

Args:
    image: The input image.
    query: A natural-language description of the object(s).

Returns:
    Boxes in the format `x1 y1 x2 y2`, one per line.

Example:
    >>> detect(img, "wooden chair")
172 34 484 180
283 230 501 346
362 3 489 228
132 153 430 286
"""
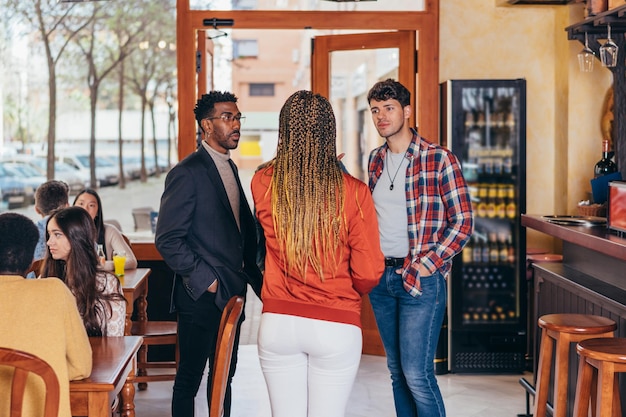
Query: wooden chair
121 233 132 248
123 237 178 390
131 320 179 390
26 258 43 277
131 207 154 232
210 295 244 417
0 347 60 417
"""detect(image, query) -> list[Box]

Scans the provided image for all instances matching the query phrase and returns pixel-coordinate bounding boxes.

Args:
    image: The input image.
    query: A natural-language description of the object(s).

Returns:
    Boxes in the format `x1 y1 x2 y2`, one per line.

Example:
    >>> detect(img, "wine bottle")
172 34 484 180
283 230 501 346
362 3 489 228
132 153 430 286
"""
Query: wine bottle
594 139 618 178
495 185 507 219
476 185 488 218
505 185 517 220
488 232 499 263
472 235 482 263
486 186 497 218
481 237 490 264
498 233 509 264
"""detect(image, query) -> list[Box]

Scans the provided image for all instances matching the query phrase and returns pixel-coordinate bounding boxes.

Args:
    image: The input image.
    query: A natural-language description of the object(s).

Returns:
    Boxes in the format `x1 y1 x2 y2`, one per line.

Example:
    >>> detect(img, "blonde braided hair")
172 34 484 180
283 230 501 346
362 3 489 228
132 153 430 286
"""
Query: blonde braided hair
270 90 346 281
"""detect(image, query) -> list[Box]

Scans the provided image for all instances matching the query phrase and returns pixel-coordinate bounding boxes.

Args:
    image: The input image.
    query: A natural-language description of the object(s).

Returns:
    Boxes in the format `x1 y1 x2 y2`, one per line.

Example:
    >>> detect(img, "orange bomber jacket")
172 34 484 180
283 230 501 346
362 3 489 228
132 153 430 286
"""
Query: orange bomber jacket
251 166 385 328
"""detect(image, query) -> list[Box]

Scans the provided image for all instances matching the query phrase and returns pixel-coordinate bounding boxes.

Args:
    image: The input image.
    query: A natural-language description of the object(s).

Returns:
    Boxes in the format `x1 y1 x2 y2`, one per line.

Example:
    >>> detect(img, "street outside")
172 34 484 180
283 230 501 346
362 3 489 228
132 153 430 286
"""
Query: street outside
11 175 165 233
10 167 256 235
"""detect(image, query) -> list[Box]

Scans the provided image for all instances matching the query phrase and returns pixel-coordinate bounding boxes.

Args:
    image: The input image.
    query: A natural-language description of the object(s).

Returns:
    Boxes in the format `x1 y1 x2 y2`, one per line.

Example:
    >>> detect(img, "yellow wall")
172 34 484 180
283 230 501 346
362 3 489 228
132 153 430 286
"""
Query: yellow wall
440 0 612 252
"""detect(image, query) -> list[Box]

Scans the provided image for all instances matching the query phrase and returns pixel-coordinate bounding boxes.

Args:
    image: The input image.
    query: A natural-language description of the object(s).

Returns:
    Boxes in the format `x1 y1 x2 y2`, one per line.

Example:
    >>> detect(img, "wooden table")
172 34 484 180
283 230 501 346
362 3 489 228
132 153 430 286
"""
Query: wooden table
120 268 151 335
70 336 143 417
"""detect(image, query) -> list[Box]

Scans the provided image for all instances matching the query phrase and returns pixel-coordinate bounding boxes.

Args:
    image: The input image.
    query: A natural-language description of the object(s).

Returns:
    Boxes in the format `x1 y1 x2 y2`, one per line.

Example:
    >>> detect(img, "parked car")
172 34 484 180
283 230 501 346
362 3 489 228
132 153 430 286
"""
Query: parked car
108 155 141 180
122 156 142 180
33 157 88 193
4 156 87 194
3 161 46 193
0 163 30 209
156 156 173 174
110 154 173 180
58 154 118 187
55 160 90 193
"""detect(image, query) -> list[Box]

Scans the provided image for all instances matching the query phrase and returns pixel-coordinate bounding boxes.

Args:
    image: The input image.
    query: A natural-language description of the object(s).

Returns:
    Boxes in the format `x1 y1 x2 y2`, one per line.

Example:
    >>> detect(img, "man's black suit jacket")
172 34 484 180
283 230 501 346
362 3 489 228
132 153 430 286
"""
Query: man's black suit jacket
155 147 262 311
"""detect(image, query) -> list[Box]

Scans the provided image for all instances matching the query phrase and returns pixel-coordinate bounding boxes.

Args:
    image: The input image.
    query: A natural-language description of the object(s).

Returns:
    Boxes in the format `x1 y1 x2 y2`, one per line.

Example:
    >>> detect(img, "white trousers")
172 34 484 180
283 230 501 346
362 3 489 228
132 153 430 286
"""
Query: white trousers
257 313 363 417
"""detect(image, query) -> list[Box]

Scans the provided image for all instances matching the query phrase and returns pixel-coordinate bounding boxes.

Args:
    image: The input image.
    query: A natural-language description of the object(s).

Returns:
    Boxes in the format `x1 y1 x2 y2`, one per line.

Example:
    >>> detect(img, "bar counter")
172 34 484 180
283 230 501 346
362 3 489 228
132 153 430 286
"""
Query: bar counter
522 214 626 415
522 214 626 297
522 214 626 262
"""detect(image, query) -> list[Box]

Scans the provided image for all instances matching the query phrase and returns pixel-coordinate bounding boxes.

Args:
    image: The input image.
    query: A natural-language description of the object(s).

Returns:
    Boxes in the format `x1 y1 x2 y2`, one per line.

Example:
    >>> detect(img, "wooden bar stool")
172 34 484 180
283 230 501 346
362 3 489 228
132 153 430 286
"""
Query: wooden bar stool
573 338 626 417
534 314 616 417
526 253 562 372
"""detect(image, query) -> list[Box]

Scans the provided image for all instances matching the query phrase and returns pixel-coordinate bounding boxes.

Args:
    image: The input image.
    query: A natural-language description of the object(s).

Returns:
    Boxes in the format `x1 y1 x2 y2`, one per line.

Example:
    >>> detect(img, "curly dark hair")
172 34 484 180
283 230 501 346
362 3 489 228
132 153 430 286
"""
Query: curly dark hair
35 180 69 216
41 206 125 337
194 91 238 133
367 78 411 107
0 213 39 274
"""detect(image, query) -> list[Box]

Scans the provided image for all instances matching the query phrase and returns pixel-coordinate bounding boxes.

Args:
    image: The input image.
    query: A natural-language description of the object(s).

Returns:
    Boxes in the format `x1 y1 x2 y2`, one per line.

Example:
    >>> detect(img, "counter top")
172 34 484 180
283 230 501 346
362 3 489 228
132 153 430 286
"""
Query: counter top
535 261 626 308
125 232 162 262
522 214 626 260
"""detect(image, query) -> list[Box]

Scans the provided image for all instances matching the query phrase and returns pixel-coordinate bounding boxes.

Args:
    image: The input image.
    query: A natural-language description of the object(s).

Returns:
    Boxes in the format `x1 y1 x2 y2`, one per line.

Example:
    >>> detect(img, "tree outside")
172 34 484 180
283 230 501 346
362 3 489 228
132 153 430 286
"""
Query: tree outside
0 0 177 188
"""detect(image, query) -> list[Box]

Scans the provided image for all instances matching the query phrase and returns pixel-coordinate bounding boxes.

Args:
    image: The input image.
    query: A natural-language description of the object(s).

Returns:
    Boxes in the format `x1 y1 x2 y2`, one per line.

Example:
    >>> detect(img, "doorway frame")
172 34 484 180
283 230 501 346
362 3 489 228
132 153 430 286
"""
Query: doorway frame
175 0 440 158
311 30 417 127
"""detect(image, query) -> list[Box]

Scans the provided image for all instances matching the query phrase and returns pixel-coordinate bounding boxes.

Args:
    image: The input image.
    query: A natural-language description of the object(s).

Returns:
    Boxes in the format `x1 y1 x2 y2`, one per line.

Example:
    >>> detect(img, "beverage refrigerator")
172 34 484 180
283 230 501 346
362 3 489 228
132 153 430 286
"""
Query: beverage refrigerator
440 79 527 373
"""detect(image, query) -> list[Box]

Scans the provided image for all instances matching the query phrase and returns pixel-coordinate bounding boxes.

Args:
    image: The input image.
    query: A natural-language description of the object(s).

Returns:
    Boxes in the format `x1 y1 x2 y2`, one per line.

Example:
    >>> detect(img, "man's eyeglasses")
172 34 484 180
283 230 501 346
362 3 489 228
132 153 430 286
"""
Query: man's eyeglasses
207 113 245 125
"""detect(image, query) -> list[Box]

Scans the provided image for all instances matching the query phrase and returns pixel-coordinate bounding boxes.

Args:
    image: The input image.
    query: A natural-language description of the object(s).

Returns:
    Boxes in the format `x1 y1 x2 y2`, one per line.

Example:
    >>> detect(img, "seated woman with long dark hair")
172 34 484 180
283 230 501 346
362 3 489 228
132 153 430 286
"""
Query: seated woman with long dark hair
41 206 127 337
73 188 137 270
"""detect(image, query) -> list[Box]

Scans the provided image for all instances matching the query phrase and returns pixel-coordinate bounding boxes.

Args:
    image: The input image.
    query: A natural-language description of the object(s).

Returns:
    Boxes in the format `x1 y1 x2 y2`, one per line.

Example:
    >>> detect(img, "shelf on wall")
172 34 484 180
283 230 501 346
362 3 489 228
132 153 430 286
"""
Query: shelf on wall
564 3 626 183
566 3 626 39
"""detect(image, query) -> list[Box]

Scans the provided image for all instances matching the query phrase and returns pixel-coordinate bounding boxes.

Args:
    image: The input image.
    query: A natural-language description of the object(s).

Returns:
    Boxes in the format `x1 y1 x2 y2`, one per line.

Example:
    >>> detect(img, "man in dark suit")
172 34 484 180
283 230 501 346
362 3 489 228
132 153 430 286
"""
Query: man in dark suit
155 91 263 417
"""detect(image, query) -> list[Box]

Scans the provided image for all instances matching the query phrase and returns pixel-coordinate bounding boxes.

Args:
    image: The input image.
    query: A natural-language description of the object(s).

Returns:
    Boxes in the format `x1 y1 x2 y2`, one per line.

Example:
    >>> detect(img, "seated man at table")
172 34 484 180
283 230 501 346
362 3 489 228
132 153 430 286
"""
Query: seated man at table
0 213 92 417
33 180 70 262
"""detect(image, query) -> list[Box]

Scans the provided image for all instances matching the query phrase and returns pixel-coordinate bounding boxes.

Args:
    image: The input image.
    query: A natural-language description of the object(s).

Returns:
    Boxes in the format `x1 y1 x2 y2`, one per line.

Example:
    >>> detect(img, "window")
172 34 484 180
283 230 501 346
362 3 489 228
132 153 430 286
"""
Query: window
249 83 275 97
233 40 259 59
232 0 257 9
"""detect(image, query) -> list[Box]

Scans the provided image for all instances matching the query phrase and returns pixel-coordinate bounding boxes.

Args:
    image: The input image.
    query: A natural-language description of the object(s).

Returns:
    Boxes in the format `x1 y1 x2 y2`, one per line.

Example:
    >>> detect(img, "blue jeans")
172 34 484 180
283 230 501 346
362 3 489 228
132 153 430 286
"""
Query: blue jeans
369 267 447 417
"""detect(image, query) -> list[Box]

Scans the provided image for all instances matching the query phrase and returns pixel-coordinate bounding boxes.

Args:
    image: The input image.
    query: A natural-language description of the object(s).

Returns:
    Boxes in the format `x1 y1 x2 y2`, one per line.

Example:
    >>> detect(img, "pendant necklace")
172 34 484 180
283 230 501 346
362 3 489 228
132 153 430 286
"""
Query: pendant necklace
386 151 404 191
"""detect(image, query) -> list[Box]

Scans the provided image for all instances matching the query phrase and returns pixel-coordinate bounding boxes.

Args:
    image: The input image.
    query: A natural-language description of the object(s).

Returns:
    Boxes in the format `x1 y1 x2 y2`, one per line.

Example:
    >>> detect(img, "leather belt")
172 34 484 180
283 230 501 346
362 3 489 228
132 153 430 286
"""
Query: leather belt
385 257 405 267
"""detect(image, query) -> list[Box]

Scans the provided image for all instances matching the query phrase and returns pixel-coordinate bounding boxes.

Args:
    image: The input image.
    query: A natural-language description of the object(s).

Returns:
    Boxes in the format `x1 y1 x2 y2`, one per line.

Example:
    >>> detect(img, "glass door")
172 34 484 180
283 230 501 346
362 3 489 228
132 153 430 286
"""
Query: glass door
311 31 416 355
311 31 416 180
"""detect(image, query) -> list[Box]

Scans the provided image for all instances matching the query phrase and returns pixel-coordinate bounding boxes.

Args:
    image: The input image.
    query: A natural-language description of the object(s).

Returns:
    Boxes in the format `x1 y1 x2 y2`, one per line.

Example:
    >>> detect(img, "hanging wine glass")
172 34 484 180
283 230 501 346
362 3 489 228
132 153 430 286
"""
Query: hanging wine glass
600 24 618 68
578 32 595 72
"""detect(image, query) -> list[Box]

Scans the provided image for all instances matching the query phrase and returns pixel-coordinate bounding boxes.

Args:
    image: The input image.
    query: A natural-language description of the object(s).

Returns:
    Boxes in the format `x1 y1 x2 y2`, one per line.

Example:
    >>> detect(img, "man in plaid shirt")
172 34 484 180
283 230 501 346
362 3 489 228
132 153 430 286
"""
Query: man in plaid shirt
367 79 474 417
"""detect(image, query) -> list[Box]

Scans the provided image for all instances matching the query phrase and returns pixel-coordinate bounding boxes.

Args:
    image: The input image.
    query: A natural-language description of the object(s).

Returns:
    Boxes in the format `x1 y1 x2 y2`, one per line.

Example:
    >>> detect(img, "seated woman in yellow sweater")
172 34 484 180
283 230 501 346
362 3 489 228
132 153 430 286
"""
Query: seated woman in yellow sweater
0 212 92 417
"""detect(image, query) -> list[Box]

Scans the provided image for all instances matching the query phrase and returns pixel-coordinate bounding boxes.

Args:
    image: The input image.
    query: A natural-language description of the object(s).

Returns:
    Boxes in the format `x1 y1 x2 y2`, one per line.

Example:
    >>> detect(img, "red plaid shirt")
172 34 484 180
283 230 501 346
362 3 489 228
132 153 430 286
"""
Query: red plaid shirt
368 129 474 296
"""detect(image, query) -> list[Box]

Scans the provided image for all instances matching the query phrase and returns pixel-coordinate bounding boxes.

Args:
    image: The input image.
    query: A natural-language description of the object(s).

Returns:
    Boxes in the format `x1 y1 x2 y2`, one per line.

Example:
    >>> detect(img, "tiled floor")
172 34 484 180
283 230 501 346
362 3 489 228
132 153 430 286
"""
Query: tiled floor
135 345 530 417
134 287 531 417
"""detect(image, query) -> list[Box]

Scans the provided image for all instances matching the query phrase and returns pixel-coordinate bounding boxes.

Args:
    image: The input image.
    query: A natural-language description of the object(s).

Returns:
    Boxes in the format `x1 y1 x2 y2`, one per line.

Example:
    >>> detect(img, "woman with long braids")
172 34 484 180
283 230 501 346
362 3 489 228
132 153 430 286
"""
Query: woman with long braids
251 90 384 417
41 206 126 337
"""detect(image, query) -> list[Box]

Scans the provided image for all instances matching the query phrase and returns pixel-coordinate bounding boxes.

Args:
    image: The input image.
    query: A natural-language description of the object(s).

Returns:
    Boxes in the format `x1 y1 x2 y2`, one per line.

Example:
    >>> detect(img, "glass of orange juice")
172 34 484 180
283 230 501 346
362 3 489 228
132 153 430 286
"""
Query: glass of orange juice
112 250 126 277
